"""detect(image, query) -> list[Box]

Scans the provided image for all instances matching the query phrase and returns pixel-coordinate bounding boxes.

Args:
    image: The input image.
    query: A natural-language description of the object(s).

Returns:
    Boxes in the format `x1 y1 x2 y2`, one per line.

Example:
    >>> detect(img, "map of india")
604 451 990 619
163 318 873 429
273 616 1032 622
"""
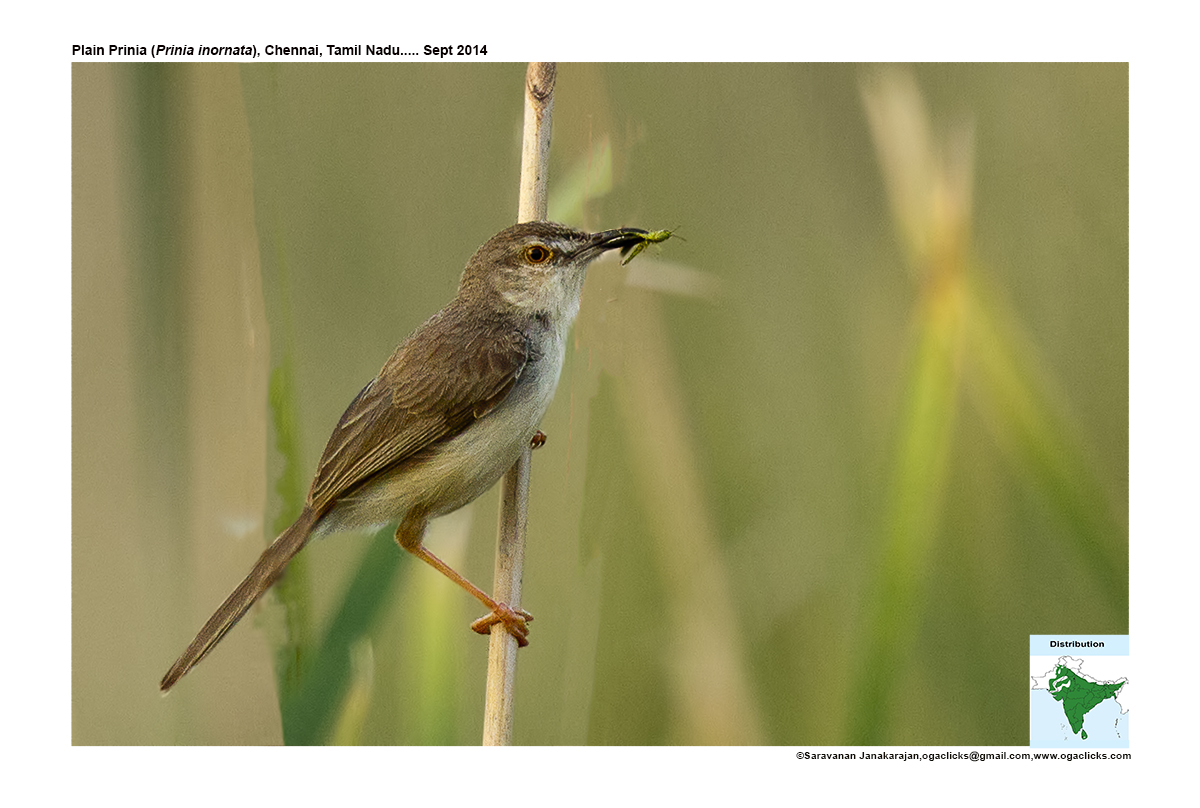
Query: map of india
1032 657 1128 741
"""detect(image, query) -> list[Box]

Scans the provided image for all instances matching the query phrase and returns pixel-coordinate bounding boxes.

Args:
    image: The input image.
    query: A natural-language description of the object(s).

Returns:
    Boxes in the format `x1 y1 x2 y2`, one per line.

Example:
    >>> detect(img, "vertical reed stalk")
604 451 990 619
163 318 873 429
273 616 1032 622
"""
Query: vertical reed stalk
482 61 556 746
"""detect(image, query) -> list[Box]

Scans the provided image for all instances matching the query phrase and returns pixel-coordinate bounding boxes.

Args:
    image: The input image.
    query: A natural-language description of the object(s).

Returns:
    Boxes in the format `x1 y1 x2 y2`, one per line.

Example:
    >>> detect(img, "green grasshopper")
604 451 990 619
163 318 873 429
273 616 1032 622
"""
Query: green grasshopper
620 228 678 265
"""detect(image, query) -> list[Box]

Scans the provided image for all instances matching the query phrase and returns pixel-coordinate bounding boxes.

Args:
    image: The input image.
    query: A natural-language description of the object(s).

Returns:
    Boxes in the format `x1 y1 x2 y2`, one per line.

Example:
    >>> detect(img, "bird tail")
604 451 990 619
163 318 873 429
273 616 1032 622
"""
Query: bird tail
160 508 319 692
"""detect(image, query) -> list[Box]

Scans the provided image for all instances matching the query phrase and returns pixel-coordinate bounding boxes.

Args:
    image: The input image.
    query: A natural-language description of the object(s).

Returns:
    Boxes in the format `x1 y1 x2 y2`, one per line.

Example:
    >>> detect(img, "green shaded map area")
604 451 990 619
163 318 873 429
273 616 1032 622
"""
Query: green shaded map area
1047 664 1125 740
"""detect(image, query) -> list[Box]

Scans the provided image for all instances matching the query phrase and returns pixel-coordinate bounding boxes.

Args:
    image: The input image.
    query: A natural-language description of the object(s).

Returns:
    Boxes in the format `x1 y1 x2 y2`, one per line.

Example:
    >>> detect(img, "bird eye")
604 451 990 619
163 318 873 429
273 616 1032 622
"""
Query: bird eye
524 244 552 264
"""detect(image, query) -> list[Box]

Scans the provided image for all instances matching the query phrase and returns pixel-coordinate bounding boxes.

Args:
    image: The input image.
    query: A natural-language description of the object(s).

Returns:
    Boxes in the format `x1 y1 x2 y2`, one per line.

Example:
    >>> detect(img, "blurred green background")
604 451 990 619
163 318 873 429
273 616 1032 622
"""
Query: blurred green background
72 62 1127 745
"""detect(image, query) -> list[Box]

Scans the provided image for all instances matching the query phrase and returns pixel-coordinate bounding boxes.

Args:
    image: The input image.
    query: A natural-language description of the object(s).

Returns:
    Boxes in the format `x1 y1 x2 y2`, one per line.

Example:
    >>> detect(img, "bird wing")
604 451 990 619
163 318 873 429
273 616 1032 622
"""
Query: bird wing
305 308 532 512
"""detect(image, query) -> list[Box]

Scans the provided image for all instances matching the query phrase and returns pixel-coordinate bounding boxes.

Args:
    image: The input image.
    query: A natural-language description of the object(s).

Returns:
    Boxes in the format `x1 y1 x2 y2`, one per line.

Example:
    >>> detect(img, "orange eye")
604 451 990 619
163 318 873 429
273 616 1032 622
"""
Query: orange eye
524 244 552 264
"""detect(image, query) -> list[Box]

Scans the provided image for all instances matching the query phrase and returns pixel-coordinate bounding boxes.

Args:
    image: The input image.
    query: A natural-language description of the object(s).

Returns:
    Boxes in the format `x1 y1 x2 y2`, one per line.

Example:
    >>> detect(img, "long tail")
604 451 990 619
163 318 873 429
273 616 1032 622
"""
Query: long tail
160 508 320 692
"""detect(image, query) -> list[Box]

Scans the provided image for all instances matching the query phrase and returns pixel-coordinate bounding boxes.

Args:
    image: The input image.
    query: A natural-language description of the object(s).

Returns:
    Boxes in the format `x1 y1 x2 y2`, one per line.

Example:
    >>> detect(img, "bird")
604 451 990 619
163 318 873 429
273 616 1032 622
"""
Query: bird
160 221 666 691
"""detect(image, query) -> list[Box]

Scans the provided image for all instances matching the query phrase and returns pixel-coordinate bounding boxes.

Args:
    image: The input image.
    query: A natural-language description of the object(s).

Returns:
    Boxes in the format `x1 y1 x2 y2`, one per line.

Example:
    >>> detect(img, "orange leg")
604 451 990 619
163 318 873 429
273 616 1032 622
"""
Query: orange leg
396 516 532 646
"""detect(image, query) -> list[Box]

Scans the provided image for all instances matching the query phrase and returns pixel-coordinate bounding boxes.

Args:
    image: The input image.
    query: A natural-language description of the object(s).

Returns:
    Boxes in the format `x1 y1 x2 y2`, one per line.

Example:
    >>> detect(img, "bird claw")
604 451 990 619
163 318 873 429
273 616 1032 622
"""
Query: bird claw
470 603 533 647
530 430 546 450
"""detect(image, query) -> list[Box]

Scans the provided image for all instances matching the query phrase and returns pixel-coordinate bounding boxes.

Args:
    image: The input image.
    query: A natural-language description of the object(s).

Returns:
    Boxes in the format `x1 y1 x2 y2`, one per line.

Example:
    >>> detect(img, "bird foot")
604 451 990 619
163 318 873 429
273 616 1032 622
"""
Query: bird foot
470 603 533 647
530 430 546 449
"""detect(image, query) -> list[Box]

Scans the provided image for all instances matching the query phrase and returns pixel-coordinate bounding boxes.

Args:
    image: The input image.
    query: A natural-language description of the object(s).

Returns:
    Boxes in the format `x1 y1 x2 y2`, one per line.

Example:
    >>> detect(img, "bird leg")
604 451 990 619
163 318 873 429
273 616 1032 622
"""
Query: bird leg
395 518 532 646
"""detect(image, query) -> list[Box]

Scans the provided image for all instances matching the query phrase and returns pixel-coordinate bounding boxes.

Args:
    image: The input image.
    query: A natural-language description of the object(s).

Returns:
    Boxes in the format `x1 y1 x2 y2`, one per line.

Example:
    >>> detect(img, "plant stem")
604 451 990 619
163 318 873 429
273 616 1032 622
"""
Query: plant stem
481 61 556 746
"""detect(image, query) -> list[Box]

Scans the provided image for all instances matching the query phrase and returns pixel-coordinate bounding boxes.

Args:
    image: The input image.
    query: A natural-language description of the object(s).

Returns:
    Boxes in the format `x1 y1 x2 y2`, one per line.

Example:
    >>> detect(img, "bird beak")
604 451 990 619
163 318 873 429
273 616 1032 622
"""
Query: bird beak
580 228 655 261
